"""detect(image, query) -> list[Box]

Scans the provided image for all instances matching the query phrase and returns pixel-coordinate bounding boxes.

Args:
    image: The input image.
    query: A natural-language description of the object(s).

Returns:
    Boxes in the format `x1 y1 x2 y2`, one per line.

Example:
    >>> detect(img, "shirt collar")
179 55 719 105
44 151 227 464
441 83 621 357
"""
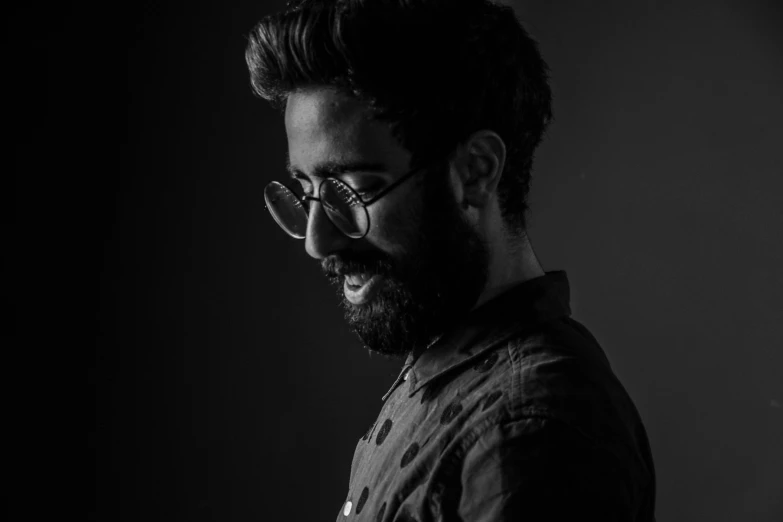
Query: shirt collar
382 270 572 401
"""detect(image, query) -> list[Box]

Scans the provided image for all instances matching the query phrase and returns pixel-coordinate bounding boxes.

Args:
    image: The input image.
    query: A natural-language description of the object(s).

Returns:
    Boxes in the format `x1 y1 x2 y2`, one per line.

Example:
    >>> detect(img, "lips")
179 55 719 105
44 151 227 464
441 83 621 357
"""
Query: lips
343 274 385 305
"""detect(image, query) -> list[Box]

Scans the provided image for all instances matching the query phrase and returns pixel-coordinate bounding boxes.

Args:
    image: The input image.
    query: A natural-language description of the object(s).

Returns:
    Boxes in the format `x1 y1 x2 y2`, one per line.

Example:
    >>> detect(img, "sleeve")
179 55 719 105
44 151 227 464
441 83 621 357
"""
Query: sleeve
456 416 639 522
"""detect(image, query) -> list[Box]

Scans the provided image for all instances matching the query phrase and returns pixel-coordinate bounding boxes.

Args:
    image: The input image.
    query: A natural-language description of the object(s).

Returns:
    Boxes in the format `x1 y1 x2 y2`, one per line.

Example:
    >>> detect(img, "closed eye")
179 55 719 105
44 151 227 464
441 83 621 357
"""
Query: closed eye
356 189 378 200
293 175 379 201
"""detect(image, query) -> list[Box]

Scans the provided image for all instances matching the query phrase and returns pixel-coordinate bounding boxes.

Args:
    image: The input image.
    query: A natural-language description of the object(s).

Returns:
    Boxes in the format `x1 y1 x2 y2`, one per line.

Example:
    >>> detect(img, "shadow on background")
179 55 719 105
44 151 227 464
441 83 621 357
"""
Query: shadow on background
10 0 782 520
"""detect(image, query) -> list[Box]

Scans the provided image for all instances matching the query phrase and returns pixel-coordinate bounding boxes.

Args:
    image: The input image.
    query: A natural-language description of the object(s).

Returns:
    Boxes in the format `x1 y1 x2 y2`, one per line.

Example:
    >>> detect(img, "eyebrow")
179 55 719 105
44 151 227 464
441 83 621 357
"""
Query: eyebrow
286 158 388 180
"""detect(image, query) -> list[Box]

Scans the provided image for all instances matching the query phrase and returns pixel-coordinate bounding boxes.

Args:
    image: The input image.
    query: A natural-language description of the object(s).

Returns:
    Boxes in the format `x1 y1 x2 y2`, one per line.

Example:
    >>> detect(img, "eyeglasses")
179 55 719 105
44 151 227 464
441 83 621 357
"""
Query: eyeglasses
263 163 427 239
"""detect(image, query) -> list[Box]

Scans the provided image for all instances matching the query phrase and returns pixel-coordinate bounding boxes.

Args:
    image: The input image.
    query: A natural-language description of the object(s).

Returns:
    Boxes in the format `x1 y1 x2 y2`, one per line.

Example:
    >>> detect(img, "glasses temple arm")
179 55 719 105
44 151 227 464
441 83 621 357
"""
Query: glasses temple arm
362 165 427 207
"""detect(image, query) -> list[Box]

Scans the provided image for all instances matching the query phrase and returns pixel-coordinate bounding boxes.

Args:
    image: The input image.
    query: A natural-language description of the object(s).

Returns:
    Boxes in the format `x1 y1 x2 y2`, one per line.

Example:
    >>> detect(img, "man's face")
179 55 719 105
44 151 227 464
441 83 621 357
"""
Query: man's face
284 87 489 358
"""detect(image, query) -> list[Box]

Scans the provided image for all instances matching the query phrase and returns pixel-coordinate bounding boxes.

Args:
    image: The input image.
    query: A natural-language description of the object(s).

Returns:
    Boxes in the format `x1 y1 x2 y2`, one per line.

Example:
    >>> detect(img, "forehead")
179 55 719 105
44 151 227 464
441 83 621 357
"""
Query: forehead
284 87 409 174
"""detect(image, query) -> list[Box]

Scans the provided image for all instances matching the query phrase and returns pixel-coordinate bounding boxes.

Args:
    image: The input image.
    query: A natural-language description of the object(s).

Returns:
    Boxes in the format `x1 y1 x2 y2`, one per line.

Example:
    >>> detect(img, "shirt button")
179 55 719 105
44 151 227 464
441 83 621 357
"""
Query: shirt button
343 500 352 516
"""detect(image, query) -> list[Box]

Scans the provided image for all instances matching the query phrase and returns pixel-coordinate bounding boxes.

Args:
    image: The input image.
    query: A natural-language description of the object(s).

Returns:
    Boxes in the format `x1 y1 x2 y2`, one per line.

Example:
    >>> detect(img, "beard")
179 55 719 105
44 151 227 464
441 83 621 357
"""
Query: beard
322 161 490 358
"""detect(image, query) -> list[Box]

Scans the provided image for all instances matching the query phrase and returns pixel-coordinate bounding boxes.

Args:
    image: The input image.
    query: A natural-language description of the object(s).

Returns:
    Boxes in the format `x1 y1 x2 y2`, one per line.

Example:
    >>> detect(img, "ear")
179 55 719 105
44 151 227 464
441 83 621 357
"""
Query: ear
450 130 506 210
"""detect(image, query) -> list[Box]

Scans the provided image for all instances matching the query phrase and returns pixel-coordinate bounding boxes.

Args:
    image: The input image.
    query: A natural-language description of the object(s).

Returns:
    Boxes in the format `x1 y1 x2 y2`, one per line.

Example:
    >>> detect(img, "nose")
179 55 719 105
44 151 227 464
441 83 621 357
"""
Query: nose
304 199 352 260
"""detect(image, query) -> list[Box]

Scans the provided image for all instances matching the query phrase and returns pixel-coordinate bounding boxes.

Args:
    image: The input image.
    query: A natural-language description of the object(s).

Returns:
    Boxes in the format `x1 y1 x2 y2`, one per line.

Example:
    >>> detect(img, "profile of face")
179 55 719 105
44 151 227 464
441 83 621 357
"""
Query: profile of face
284 87 490 358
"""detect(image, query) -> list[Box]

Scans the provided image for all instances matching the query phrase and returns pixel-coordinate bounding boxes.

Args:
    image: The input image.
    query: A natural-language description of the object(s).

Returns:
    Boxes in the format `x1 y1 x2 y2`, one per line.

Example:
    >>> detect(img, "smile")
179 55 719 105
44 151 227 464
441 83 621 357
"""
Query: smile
343 274 385 305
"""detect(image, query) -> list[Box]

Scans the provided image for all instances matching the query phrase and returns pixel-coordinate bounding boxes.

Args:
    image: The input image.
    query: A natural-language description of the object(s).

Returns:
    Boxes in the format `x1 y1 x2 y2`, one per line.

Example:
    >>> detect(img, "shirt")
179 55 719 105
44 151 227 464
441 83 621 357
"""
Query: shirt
337 270 656 521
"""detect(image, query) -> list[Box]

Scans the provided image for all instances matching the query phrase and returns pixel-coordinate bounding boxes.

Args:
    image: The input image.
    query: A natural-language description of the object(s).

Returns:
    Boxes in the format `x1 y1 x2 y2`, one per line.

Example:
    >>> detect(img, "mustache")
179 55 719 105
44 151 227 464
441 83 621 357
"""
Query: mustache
321 253 394 279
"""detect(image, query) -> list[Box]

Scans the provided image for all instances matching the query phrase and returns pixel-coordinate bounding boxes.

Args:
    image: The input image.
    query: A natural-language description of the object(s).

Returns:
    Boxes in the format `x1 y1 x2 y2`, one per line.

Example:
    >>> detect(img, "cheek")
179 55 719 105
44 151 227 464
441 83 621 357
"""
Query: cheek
363 190 423 258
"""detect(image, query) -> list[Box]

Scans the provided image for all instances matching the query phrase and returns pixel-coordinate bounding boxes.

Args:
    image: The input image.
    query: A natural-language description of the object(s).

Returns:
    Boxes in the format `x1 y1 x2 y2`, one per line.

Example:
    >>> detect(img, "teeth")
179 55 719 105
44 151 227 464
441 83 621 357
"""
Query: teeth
346 273 370 287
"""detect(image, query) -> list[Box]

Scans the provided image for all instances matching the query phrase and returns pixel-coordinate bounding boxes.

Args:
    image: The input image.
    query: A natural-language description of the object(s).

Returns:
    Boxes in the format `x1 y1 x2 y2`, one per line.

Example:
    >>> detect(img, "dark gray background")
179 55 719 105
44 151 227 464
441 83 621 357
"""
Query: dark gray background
14 0 783 520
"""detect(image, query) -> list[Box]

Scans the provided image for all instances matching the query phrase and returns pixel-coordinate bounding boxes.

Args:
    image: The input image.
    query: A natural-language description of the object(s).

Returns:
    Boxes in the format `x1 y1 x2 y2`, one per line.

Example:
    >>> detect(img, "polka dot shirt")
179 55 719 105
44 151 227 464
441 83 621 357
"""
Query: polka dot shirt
338 271 656 521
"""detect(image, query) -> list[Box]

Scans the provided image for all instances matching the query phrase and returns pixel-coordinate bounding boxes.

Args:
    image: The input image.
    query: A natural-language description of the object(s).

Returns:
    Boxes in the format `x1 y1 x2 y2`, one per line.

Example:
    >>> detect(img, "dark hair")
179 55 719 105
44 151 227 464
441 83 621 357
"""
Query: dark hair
245 0 552 235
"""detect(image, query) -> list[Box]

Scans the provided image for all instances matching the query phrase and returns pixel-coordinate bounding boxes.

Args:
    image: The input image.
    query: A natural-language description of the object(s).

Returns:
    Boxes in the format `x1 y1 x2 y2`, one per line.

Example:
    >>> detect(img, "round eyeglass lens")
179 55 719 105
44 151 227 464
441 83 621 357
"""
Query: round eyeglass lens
321 179 369 239
264 182 308 238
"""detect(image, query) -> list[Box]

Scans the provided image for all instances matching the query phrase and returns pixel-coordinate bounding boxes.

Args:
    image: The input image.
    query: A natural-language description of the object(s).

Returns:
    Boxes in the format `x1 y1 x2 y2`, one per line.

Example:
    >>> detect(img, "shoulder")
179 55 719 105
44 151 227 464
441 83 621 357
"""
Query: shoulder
500 317 643 440
424 321 655 518
447 316 653 478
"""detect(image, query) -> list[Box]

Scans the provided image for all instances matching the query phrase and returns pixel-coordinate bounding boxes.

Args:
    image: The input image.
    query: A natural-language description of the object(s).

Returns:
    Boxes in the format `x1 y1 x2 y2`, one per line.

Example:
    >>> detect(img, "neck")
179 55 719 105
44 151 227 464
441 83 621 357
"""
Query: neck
472 231 544 311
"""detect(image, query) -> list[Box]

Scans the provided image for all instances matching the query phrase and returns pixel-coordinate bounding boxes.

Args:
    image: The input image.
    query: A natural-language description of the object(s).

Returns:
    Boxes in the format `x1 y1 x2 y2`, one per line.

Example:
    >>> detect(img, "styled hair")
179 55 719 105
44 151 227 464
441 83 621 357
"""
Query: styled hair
245 0 552 235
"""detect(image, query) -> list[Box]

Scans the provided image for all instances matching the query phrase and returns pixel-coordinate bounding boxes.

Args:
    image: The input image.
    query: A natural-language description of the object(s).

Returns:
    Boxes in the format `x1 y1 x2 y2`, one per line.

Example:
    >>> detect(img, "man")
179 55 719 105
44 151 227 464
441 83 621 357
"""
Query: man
246 0 656 520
